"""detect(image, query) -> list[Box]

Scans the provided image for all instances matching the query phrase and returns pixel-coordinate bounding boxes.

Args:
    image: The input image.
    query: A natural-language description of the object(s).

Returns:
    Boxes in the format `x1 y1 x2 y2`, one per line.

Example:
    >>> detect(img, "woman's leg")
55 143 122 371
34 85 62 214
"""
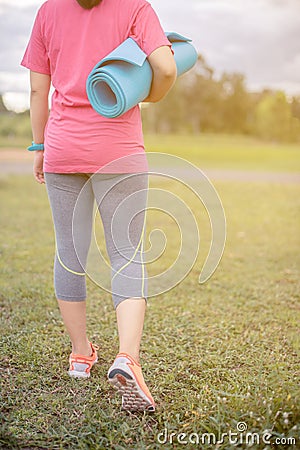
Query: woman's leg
115 298 146 363
57 301 91 356
91 173 148 362
45 173 94 356
92 173 155 411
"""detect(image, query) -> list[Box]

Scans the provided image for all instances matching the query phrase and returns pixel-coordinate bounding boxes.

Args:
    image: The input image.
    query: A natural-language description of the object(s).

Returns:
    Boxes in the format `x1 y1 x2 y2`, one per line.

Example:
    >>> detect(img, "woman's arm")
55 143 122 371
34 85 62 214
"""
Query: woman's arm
30 71 51 143
29 71 51 184
143 46 177 103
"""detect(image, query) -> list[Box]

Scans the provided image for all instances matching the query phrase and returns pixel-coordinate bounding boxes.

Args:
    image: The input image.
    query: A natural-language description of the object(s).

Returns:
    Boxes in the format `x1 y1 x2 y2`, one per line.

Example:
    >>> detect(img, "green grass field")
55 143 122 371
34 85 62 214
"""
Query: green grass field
1 135 300 449
1 133 300 173
144 134 300 172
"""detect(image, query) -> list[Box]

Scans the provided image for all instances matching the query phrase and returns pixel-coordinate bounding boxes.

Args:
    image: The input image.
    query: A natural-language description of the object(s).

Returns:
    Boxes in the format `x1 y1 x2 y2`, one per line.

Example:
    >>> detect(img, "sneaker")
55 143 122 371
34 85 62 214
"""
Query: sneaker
68 342 98 379
107 352 155 412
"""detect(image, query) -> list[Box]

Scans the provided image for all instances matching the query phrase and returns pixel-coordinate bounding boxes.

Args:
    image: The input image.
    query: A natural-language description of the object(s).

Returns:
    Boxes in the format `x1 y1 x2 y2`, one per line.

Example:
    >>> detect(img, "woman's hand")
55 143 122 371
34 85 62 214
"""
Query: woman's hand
33 151 45 184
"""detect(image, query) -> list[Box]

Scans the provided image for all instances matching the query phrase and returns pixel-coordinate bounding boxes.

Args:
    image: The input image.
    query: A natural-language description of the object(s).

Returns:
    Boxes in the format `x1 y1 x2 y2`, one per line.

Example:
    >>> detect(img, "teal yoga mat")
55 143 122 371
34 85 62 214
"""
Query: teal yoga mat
86 32 198 118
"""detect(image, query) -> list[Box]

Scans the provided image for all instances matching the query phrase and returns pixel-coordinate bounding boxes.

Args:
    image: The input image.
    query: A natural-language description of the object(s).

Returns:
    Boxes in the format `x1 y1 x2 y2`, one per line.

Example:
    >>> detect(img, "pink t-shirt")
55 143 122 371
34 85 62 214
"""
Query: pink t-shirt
21 0 171 173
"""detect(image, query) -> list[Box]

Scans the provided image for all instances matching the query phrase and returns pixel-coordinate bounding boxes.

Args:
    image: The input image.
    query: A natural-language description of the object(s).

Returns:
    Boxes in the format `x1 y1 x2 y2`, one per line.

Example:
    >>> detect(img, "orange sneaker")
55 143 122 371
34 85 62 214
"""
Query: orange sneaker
68 342 98 379
107 352 155 412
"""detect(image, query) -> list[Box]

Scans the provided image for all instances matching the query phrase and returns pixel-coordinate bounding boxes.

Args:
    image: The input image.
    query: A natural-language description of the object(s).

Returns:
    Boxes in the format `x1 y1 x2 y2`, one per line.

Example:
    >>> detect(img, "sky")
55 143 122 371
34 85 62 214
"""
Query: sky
0 0 299 111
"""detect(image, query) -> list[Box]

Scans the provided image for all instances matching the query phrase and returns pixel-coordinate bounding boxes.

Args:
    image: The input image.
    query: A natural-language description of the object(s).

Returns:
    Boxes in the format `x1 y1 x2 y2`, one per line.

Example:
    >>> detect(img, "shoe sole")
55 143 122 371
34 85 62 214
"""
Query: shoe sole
108 369 155 412
68 357 98 379
68 370 90 378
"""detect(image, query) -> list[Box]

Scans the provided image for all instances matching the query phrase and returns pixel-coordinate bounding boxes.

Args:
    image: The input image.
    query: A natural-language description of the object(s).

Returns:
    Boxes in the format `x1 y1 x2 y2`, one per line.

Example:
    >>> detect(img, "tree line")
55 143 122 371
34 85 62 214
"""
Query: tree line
142 56 300 142
1 54 300 143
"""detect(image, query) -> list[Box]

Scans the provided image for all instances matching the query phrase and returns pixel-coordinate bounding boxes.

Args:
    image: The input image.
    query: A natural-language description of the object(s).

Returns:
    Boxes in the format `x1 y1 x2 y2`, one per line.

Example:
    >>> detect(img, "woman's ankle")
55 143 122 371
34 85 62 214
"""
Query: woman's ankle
118 348 140 364
72 340 92 356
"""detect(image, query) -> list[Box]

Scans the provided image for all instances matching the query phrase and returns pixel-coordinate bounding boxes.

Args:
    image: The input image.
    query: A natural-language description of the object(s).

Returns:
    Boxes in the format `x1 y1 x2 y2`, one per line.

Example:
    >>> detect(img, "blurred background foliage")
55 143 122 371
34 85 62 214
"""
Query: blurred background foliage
1 54 300 144
142 56 300 142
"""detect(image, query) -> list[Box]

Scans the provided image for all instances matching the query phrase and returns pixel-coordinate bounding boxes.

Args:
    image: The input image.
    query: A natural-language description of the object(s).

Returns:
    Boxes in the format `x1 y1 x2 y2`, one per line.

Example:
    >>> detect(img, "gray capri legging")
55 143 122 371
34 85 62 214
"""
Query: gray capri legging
44 172 148 309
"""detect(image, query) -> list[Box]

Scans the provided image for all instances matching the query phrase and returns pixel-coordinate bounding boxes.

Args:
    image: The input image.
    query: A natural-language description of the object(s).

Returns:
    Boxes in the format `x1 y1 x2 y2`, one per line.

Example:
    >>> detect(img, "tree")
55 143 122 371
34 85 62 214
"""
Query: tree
254 91 297 142
219 73 252 133
291 96 300 121
0 94 9 114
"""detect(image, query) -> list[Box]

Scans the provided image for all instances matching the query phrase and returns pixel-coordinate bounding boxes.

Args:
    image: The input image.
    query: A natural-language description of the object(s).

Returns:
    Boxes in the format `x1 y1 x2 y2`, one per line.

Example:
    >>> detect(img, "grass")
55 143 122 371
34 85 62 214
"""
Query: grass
0 136 29 149
0 137 300 449
144 133 300 172
1 133 300 173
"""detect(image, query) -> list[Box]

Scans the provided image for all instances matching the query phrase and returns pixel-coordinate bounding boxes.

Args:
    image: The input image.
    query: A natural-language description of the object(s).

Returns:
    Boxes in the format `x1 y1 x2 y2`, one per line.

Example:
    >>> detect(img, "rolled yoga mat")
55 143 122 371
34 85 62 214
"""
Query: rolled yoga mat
86 32 198 118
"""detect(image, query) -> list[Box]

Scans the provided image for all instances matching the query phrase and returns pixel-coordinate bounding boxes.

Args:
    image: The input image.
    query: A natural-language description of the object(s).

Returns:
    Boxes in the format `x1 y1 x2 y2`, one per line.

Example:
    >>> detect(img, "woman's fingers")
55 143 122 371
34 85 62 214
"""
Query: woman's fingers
33 169 45 184
33 152 45 184
34 171 45 184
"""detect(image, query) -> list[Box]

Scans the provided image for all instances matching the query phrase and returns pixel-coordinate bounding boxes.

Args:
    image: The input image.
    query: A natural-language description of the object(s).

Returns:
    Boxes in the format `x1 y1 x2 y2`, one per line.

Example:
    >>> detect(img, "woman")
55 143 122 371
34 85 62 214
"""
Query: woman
21 0 176 412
